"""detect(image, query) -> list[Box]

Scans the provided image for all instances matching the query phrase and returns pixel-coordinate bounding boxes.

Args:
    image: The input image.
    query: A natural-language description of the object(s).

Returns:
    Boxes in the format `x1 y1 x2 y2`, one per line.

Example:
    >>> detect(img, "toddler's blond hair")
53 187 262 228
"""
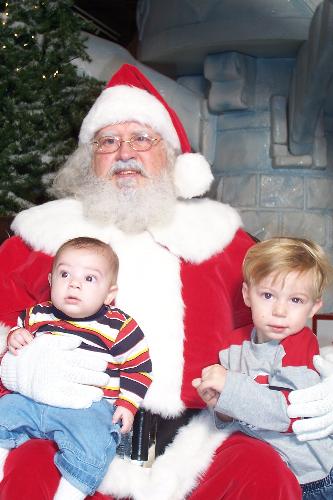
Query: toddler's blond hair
243 237 333 300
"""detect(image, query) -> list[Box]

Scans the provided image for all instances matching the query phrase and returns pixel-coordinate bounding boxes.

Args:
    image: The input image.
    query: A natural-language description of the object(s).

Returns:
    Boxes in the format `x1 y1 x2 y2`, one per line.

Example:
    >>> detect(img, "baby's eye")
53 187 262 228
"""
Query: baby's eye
291 297 303 304
263 292 272 300
60 271 69 278
85 275 96 283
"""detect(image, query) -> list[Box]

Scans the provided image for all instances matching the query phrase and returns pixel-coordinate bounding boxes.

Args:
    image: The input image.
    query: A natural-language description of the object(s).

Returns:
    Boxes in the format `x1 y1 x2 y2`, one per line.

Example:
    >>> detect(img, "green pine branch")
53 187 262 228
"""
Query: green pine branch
0 0 104 214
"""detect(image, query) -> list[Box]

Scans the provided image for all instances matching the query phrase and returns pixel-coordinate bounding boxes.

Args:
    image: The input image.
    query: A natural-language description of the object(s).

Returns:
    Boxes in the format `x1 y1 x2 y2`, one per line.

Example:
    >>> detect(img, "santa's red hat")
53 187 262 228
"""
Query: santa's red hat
79 64 213 199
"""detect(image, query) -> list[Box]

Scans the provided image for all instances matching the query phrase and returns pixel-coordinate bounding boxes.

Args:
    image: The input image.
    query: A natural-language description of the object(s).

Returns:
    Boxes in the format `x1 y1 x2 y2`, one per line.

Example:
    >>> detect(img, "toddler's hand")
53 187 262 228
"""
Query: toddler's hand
192 364 228 408
192 377 219 407
8 328 34 355
113 405 134 434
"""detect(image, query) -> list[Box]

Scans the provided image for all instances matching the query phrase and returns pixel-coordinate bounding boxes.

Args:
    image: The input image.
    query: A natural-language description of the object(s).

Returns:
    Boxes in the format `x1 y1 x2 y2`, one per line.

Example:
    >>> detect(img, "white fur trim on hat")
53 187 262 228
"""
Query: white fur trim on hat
174 153 214 199
79 85 180 149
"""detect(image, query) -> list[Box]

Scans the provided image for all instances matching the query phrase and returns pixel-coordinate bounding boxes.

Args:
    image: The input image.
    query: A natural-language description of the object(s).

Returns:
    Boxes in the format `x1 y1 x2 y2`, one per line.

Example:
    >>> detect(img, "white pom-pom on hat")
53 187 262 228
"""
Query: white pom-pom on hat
174 153 214 199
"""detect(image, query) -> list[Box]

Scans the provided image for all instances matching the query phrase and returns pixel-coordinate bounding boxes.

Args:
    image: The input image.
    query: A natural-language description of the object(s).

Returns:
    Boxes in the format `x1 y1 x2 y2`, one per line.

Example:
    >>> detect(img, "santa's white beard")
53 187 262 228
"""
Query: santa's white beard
78 162 177 233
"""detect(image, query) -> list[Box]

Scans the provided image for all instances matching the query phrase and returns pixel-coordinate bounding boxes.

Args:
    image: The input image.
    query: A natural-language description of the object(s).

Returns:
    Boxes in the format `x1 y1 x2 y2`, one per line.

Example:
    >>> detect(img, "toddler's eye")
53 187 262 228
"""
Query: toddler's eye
263 292 272 299
60 271 69 278
291 297 303 304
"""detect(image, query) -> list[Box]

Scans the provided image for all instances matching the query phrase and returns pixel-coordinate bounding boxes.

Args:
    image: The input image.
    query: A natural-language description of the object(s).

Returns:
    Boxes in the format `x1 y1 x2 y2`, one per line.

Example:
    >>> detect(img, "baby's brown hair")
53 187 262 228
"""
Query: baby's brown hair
53 237 119 282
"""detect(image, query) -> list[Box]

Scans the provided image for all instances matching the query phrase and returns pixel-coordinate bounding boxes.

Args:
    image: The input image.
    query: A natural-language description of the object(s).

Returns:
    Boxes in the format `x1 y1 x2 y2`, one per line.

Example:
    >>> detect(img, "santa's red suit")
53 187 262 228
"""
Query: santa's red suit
0 197 301 499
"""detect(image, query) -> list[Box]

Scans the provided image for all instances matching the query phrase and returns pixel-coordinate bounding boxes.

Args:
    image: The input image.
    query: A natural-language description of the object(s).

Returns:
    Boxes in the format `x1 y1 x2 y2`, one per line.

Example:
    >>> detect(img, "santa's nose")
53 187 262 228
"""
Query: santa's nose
114 140 136 162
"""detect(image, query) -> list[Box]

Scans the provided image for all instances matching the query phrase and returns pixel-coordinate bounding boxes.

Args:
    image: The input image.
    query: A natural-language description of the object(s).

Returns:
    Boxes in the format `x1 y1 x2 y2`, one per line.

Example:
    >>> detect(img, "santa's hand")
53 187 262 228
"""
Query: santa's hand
288 350 333 441
0 335 109 408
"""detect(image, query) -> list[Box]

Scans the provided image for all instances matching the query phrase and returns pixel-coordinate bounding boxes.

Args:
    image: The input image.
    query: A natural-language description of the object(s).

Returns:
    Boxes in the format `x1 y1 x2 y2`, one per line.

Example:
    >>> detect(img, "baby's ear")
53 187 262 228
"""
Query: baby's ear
104 285 118 305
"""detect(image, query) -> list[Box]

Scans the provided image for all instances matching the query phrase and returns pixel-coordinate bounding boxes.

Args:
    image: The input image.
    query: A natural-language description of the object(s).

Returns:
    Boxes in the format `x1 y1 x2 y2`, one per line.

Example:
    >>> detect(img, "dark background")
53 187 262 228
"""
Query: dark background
73 0 138 50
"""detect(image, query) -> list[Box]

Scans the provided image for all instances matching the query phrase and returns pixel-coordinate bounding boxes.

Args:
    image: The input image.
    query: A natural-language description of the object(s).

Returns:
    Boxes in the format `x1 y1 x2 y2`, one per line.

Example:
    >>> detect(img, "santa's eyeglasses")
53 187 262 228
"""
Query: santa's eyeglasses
92 133 161 154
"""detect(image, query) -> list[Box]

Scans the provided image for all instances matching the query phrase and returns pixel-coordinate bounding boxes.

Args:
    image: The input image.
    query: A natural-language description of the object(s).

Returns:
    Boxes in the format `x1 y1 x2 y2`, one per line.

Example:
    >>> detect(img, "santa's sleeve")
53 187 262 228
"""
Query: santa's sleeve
0 236 52 353
181 228 254 407
219 229 255 330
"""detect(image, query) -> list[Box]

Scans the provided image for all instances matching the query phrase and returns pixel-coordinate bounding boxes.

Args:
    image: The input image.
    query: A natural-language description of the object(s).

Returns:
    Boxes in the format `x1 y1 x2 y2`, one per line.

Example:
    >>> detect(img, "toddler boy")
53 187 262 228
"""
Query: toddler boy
193 237 333 499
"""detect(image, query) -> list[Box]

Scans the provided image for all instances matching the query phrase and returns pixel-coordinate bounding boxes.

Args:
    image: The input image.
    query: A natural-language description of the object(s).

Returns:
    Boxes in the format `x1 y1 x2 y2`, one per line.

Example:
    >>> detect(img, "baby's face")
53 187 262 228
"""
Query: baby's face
50 247 117 318
242 270 322 343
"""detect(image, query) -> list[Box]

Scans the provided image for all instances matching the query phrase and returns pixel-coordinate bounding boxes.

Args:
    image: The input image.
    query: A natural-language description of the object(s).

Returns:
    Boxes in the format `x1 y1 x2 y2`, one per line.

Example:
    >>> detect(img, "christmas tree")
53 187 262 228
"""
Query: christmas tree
0 0 104 214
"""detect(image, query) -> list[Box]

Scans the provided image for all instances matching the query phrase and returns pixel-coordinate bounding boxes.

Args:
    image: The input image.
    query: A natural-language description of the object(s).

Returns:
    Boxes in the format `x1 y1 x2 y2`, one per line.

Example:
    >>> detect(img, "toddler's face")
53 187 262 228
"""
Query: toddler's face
50 247 117 318
242 270 322 343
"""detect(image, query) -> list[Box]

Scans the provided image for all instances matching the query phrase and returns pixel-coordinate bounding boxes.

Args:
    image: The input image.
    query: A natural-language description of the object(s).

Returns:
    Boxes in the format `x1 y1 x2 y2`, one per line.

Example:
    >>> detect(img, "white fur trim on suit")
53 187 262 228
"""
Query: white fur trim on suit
98 411 234 500
110 231 186 416
11 198 243 263
79 85 180 149
174 153 214 199
151 198 243 263
11 199 117 256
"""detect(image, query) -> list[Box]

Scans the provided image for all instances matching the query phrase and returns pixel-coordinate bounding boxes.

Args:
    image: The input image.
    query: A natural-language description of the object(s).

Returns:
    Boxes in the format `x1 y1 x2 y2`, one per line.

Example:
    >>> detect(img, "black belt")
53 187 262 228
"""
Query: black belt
131 408 201 461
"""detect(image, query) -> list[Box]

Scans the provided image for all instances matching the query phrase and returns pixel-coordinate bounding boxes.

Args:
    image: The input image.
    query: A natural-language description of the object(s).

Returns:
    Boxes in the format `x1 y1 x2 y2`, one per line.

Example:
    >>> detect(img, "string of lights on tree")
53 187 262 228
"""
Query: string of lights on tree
0 0 103 214
1 1 61 79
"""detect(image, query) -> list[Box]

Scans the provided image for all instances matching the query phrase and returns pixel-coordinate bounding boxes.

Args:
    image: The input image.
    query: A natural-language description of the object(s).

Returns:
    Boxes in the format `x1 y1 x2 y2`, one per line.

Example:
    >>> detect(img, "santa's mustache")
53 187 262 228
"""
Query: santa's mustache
108 160 150 178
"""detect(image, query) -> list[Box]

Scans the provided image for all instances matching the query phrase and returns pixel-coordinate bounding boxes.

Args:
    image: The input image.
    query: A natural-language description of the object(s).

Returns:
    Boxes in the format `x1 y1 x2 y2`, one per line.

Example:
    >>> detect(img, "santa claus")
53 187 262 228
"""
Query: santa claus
0 64 332 499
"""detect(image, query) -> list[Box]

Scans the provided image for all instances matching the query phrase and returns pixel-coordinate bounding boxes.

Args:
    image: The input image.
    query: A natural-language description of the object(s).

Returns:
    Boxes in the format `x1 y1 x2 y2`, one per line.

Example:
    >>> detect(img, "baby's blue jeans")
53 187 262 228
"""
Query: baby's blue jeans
0 393 121 495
